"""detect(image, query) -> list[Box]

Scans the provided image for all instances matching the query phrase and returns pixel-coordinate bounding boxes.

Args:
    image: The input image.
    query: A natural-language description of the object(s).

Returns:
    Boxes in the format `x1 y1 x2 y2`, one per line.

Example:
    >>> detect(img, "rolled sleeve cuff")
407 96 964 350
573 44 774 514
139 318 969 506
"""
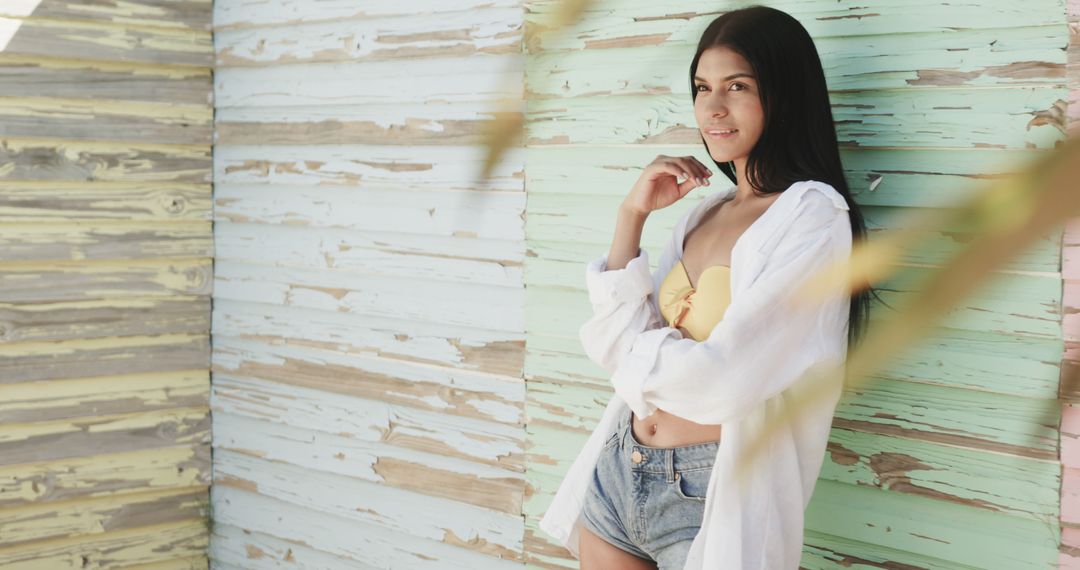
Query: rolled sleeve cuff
585 248 653 305
610 326 679 419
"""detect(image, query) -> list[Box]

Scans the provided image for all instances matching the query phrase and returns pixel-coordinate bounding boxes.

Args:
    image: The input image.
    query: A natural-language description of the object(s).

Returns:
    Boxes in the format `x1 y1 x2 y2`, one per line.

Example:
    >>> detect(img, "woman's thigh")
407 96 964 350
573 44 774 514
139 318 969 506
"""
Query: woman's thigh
578 521 657 570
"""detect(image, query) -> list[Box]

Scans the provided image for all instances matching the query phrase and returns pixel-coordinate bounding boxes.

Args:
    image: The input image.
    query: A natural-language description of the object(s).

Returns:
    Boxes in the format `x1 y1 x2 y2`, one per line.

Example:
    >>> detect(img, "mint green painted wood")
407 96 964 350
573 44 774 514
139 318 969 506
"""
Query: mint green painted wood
528 26 1065 97
821 427 1060 520
522 1 1068 567
526 264 1060 339
528 88 1065 148
805 479 1058 568
525 192 1062 272
525 145 1048 207
525 0 1065 48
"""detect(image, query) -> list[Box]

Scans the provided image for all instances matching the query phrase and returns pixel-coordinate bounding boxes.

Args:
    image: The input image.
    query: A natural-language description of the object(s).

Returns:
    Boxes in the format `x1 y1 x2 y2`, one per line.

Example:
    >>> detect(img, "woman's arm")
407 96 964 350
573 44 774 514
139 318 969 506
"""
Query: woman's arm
605 203 649 271
609 190 853 425
578 204 696 374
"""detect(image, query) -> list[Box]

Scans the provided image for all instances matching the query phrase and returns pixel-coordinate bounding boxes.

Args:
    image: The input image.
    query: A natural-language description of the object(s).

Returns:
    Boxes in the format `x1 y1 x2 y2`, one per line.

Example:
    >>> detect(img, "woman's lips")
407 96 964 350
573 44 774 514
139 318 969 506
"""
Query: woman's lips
705 129 738 140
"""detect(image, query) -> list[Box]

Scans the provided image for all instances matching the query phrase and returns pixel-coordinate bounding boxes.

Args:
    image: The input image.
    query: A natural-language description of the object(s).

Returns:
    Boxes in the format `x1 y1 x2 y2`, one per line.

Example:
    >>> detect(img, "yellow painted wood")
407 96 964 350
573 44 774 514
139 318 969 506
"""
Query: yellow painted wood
0 446 209 508
0 0 214 565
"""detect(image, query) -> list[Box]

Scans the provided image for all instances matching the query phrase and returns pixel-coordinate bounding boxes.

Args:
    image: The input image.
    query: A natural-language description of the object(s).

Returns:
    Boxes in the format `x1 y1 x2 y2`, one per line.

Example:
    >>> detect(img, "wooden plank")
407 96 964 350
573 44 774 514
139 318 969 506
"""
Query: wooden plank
214 184 525 238
213 0 521 30
523 144 1047 208
525 265 1061 341
0 222 212 261
525 194 1063 273
213 54 522 108
0 407 210 466
215 100 512 146
0 445 210 509
0 16 211 67
214 223 522 287
213 450 523 560
870 266 1061 339
0 182 210 220
0 487 207 549
829 375 1058 459
526 322 1061 400
0 519 209 570
804 479 1058 569
0 371 208 424
114 558 208 570
216 7 521 67
213 260 523 332
214 145 524 190
527 27 1065 98
801 528 992 569
541 477 1061 569
0 55 211 105
213 299 522 378
0 97 212 145
209 486 523 570
0 139 211 183
0 297 209 343
837 147 1048 207
524 0 1065 52
211 522 379 569
0 258 212 302
526 88 1068 149
212 375 524 470
523 396 1058 522
212 411 523 515
211 336 523 425
524 375 1059 495
0 0 212 31
0 334 210 384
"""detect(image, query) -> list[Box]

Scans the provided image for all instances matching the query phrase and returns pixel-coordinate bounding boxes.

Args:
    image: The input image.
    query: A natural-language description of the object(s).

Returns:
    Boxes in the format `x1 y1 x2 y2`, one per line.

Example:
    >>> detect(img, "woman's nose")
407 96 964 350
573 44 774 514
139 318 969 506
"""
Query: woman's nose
706 102 728 116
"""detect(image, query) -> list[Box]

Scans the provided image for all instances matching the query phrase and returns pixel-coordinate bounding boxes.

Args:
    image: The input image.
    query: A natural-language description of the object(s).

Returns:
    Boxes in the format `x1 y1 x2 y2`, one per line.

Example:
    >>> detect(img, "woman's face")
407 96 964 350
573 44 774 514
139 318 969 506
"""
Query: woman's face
693 46 764 165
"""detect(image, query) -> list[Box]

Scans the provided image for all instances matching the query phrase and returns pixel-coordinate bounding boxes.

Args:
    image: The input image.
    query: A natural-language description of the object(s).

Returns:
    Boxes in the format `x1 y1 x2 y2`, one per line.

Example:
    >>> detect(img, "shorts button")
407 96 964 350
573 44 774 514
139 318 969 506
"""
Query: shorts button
631 450 644 464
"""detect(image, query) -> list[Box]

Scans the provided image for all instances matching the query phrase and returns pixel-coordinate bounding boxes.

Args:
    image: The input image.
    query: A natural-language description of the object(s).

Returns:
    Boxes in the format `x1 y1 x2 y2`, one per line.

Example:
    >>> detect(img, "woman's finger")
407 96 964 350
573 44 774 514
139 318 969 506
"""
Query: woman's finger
674 157 709 186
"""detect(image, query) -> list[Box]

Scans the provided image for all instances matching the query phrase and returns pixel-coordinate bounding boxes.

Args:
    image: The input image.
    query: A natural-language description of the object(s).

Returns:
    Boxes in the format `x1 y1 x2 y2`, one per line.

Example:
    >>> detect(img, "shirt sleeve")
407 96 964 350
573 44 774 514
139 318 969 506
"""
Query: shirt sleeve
609 191 853 425
577 208 693 375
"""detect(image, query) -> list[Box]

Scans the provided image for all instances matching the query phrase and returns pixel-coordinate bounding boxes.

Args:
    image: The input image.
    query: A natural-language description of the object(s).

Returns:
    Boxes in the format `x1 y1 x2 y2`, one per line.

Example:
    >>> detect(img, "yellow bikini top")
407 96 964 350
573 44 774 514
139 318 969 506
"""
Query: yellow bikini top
658 259 732 341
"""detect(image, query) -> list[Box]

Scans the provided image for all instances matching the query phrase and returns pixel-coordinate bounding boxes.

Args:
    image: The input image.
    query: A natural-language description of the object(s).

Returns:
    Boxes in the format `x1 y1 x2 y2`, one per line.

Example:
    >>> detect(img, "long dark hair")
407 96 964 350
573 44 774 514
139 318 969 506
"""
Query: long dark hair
690 4 888 353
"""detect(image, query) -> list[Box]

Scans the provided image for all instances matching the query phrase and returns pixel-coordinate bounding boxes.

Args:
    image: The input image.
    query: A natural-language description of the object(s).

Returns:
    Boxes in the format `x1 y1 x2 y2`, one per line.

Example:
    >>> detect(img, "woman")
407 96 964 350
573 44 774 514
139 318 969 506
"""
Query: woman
539 6 877 570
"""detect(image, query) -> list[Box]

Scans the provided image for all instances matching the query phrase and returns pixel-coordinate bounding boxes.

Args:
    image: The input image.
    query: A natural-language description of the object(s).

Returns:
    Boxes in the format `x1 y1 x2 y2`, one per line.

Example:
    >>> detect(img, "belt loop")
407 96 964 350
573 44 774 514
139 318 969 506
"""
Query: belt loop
667 449 676 483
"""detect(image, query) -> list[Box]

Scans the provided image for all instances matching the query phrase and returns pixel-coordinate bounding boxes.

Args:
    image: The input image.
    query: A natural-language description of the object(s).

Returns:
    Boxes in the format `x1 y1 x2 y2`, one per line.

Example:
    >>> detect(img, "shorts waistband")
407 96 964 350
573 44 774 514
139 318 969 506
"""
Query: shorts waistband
616 408 719 474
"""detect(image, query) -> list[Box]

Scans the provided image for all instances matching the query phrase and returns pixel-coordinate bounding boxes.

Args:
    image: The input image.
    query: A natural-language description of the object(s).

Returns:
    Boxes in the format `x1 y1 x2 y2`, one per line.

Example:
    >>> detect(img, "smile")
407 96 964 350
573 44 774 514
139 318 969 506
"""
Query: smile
705 129 738 140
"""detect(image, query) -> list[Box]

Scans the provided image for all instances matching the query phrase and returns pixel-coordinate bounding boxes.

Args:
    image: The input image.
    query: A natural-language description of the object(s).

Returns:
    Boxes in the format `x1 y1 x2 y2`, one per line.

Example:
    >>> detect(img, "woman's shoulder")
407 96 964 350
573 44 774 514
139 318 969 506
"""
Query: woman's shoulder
790 180 849 211
757 181 851 255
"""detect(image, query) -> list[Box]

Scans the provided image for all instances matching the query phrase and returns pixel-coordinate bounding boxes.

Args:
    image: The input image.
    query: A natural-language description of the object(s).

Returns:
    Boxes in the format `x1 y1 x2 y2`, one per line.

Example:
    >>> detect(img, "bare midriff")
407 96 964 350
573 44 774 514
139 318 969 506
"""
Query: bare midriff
631 408 723 447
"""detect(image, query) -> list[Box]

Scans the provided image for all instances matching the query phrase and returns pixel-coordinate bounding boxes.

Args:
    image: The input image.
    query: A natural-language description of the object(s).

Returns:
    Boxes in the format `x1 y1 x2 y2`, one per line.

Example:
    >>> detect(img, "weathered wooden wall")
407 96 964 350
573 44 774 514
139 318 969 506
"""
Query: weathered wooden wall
522 1 1071 569
207 0 529 567
0 0 214 568
1059 1 1080 567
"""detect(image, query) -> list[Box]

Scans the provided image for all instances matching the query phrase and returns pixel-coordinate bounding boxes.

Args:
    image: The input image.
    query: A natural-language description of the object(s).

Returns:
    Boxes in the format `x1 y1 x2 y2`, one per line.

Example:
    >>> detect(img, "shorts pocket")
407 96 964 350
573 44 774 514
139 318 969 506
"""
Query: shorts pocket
673 467 711 501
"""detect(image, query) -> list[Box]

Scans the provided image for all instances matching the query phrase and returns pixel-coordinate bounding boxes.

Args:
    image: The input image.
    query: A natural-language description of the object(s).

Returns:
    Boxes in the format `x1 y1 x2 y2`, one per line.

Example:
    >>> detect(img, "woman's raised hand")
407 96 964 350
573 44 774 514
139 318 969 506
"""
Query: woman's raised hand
621 155 714 216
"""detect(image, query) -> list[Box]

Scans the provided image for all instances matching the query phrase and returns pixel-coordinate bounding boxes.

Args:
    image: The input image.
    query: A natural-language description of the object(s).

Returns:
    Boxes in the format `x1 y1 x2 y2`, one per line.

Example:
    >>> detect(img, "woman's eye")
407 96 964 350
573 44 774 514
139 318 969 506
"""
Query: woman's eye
695 83 746 92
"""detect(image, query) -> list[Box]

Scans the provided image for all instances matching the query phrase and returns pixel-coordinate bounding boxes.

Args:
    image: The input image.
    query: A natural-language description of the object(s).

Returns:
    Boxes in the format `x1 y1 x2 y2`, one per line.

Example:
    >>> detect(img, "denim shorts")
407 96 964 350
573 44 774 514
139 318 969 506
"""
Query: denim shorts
581 408 720 570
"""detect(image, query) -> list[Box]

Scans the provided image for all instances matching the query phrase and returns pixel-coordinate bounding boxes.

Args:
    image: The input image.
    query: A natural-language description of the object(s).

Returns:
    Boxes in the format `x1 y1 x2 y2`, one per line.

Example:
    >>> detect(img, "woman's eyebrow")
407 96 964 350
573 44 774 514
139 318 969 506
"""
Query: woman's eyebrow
694 72 756 82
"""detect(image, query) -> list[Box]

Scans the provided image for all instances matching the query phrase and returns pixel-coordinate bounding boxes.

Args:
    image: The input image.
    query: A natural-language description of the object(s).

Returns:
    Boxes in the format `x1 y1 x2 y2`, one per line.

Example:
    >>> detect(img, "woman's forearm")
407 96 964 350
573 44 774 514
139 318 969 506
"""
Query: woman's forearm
605 203 650 271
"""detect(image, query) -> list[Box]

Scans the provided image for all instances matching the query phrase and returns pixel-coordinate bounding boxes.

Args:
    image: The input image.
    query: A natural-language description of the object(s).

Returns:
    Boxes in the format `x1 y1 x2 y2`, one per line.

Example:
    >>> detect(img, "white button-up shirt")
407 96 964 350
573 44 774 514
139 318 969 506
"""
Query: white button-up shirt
539 180 853 570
